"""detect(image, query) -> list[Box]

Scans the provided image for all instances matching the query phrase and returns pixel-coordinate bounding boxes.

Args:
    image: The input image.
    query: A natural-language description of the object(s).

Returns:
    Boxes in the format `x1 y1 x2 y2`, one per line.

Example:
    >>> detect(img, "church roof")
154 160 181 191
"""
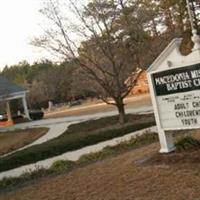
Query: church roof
147 38 183 73
0 76 27 99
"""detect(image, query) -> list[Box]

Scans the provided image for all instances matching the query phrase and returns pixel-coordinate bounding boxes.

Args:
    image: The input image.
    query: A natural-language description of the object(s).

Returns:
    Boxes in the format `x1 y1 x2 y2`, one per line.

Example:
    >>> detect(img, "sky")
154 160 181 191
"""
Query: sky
0 0 49 70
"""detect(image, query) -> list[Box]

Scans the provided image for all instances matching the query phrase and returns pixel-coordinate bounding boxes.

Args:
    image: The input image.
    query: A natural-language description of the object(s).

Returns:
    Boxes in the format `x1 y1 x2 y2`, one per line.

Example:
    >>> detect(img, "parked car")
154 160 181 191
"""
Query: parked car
69 100 82 107
69 100 81 107
0 113 23 122
29 109 44 120
0 114 6 121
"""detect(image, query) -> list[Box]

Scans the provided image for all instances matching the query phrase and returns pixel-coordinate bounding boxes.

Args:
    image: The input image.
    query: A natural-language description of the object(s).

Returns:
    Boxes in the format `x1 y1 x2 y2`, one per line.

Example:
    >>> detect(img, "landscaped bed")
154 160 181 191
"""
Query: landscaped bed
2 134 200 199
0 114 156 172
0 132 158 191
0 128 48 156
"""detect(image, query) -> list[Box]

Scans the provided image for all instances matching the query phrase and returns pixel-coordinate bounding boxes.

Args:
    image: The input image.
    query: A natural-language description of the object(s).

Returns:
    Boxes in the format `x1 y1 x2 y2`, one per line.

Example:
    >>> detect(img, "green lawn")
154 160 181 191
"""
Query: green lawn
0 114 155 172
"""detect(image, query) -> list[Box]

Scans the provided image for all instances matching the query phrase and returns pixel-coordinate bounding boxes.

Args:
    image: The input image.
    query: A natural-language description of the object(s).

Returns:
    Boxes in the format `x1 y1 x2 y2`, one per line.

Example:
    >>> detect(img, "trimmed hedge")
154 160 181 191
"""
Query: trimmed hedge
0 114 155 172
29 110 44 120
175 136 200 151
0 133 158 191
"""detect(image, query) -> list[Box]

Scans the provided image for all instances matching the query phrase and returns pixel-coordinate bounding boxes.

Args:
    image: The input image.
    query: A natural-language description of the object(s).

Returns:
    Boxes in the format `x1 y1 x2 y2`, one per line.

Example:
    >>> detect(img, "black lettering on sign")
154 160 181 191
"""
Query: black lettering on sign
153 63 200 96
174 103 189 110
175 109 200 118
192 101 200 108
181 118 198 126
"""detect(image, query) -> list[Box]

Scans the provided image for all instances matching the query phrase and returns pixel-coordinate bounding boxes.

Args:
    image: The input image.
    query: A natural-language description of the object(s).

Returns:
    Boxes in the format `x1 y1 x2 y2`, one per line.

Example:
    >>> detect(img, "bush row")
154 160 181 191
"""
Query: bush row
0 133 158 191
0 115 155 172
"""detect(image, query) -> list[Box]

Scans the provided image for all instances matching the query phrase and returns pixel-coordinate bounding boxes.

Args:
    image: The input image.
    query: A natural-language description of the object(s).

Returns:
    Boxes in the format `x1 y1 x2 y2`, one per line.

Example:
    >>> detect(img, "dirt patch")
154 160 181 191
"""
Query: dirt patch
2 143 200 200
0 128 48 155
146 148 200 165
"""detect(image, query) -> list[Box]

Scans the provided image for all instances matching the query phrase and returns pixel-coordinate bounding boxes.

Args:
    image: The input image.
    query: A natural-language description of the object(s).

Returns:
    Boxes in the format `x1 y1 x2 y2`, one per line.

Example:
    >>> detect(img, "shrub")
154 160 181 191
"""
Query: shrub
29 110 44 120
0 114 155 172
0 132 158 191
175 136 200 151
50 160 75 172
20 166 51 179
67 114 154 133
0 166 51 190
78 133 158 163
78 148 115 163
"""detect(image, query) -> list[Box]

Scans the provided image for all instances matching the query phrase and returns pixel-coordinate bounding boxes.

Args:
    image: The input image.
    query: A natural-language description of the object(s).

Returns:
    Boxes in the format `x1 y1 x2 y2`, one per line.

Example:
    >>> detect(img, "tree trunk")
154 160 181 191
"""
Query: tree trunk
190 0 199 34
152 19 159 37
116 98 125 124
165 8 175 33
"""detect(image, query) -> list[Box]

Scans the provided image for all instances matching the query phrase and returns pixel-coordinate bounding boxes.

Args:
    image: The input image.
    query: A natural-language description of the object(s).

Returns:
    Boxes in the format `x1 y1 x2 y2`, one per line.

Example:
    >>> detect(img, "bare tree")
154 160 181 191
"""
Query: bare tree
28 65 74 108
33 0 151 123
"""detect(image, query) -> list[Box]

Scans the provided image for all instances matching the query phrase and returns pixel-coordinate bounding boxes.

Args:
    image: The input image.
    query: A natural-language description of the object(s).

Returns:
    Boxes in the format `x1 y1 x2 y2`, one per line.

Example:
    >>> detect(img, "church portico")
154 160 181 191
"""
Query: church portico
0 77 30 126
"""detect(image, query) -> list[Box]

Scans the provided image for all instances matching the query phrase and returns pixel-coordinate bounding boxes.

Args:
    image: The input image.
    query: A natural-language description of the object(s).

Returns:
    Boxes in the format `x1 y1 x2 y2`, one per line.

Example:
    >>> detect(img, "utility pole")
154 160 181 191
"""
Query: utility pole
186 0 200 51
190 0 198 32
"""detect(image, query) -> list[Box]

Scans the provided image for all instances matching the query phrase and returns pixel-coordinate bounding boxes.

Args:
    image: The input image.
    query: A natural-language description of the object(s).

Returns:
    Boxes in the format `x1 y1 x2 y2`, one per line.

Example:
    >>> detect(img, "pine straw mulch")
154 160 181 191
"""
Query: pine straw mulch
0 128 48 156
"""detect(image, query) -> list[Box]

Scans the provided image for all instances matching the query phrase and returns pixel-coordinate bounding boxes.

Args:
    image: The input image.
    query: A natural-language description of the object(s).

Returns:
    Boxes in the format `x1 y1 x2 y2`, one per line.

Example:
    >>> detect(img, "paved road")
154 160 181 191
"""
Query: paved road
0 105 152 132
45 94 152 118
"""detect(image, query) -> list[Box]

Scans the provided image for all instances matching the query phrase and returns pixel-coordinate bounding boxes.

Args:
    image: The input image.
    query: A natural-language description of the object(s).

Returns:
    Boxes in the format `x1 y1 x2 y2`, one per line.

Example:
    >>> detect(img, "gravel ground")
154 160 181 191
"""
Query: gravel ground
1 142 200 200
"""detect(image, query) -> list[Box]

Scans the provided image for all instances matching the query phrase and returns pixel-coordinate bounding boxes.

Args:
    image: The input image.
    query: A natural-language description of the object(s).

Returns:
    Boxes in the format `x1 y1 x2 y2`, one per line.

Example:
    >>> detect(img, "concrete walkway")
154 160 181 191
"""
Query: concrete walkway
0 105 152 157
0 126 157 180
0 103 154 180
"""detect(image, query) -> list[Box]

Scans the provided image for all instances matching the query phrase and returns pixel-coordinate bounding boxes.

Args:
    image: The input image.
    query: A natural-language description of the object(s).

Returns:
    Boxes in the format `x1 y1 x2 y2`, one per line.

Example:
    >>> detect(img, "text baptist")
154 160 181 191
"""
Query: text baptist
167 80 192 91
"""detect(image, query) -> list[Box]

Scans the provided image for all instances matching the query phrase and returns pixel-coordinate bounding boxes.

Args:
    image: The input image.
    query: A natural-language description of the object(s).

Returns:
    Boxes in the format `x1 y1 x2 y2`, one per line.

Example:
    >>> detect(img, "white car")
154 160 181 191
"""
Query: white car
0 114 6 120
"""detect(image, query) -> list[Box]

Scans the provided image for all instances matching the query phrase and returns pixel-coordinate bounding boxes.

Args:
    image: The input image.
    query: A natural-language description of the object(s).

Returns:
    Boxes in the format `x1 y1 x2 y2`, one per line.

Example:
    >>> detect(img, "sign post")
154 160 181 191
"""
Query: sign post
147 0 200 153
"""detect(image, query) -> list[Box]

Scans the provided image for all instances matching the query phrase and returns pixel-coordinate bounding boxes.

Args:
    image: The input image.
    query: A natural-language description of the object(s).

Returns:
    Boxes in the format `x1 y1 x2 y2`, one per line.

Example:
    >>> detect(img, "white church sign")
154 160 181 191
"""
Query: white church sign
148 38 200 153
147 0 200 153
147 30 200 153
153 63 200 129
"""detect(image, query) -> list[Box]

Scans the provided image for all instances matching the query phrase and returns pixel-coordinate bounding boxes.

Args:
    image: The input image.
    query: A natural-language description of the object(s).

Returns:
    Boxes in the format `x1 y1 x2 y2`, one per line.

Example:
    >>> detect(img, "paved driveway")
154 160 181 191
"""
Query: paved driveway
0 105 153 132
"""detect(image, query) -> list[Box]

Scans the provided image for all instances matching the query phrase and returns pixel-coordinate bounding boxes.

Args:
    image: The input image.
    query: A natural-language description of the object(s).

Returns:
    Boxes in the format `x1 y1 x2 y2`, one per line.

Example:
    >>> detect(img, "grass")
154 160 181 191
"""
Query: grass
0 128 48 155
0 114 155 173
0 132 158 191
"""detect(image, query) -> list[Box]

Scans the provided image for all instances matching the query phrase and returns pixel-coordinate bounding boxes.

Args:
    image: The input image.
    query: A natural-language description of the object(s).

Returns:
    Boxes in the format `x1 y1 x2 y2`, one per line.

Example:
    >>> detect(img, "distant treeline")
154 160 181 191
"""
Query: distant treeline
0 60 95 109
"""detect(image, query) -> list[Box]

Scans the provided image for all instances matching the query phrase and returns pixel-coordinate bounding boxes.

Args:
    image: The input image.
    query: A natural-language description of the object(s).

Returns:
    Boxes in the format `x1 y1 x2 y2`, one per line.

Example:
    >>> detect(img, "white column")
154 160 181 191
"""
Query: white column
158 129 175 153
6 101 12 121
22 96 31 120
